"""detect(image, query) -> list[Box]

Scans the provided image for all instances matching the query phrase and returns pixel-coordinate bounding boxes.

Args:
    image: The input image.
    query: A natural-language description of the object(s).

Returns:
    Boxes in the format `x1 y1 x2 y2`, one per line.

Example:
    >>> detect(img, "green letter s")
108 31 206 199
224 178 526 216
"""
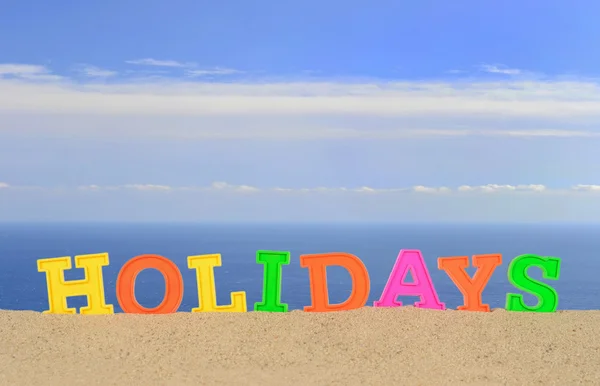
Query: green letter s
505 254 561 313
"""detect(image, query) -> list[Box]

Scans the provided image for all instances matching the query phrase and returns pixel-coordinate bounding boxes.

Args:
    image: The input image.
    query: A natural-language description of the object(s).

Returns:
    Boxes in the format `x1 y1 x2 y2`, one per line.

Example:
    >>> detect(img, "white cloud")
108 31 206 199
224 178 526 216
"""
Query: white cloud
77 182 260 193
20 74 63 81
76 65 117 78
412 185 451 193
479 64 522 75
123 184 172 191
236 185 260 193
78 184 100 190
457 184 547 193
0 63 62 81
571 184 600 191
3 76 600 118
520 184 547 192
496 130 600 138
0 64 48 76
10 182 599 195
78 185 118 191
186 67 243 77
354 186 378 193
2 61 600 140
125 58 195 68
208 181 260 193
0 182 9 189
78 184 171 191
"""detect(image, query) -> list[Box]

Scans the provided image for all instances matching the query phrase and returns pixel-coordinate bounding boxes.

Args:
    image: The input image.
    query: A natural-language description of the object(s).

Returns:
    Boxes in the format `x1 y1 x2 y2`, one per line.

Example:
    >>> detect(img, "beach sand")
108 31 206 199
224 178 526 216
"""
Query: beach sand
1 307 599 385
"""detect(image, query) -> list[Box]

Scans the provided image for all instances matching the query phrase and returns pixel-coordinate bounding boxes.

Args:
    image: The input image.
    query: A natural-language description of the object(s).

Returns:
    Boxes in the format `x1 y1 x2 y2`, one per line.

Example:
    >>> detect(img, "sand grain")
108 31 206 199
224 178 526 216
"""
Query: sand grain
0 307 598 385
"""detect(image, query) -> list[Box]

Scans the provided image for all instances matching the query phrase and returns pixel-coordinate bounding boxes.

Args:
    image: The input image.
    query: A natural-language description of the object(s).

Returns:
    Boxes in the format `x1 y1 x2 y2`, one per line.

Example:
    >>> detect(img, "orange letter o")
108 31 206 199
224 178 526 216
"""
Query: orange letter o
116 254 184 314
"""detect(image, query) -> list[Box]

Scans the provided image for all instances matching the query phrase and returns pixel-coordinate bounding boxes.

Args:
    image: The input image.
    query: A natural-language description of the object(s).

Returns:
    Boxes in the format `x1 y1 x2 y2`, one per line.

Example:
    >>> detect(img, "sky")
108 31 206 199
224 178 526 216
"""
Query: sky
1 0 600 222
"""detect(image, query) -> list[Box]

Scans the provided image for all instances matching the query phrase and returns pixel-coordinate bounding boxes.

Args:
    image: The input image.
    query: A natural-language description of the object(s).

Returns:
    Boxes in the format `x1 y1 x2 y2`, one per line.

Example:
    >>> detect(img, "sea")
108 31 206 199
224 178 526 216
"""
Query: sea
0 222 598 312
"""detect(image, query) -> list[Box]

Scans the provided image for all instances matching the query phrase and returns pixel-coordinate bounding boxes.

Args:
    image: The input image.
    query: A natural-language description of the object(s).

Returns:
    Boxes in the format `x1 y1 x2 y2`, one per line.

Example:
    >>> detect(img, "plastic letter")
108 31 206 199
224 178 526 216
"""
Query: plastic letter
374 249 445 310
300 252 370 312
506 254 561 312
37 253 114 315
188 254 247 312
116 254 184 314
438 254 502 312
254 250 290 312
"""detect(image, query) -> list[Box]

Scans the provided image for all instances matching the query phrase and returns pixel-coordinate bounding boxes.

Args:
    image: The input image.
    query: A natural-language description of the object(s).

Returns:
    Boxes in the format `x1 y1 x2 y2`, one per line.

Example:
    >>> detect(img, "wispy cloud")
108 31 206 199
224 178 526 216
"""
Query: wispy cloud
457 184 547 192
125 58 195 68
77 184 103 191
186 67 243 77
479 63 522 75
412 186 451 193
0 63 62 81
75 65 117 78
2 61 600 140
123 184 172 191
207 181 260 192
2 182 599 195
0 64 48 76
3 69 600 118
446 69 466 74
571 184 600 191
125 60 244 76
78 184 171 191
77 182 260 193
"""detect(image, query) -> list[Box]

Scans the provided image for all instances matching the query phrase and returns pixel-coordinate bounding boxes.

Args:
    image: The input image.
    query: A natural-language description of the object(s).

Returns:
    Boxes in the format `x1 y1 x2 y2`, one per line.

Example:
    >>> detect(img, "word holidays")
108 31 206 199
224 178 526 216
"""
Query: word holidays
36 250 561 315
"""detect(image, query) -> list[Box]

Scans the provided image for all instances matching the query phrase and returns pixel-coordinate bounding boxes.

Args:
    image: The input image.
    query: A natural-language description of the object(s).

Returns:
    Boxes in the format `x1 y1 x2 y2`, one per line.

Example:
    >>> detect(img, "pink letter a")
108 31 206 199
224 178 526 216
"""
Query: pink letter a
374 249 445 310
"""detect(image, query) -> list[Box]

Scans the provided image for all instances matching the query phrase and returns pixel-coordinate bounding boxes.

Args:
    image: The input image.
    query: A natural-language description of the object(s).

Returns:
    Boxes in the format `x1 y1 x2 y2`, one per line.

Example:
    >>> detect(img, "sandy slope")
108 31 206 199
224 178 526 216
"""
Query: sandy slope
0 307 599 385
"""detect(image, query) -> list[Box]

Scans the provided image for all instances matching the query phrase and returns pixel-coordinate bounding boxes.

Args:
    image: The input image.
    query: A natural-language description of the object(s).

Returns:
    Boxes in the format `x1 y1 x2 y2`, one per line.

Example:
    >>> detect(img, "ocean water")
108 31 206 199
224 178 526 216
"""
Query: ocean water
0 222 598 312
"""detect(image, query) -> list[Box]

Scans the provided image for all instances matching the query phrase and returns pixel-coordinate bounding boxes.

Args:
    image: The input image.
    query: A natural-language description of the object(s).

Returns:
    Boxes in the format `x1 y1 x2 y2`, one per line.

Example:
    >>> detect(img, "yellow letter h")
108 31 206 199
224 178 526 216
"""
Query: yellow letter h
37 253 114 315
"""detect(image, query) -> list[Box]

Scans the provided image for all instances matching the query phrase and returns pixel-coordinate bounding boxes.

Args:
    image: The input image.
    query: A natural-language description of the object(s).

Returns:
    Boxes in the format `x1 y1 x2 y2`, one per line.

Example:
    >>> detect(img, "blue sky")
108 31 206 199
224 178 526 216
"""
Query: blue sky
1 0 600 222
